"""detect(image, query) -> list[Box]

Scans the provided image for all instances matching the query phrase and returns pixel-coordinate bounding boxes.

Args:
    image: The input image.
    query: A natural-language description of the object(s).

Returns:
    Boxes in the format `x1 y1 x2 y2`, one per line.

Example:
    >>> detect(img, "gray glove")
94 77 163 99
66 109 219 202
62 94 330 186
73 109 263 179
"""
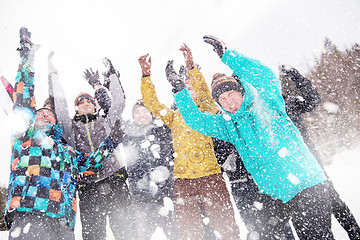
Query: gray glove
203 35 226 59
83 68 100 88
102 57 120 90
165 60 186 93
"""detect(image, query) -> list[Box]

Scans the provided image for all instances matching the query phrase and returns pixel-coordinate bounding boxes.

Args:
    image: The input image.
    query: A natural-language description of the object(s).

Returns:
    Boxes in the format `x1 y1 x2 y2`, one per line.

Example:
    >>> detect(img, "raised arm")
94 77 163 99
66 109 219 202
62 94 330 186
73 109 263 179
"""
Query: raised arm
102 57 126 124
281 65 321 113
174 87 230 142
179 43 217 114
203 35 282 98
138 54 175 126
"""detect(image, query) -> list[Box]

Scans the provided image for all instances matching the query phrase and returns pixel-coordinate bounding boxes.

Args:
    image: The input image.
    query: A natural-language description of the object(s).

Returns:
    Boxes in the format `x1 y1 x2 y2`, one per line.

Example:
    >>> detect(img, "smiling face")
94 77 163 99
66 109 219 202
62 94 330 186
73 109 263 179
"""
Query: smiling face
77 98 96 115
35 108 57 127
218 90 244 113
133 106 153 125
186 83 197 100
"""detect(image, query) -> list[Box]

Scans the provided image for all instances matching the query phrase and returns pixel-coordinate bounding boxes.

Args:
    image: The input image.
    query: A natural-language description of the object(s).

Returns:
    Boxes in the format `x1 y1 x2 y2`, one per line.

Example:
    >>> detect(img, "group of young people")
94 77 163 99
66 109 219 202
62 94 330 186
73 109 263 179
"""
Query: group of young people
3 27 360 240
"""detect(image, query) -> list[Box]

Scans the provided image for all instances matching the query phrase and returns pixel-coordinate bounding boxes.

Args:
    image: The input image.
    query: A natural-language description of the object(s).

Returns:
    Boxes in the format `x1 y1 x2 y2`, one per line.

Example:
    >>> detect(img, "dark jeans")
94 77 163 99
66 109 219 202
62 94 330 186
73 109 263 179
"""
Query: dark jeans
329 182 360 240
231 180 294 240
9 212 74 240
78 174 137 240
286 182 334 240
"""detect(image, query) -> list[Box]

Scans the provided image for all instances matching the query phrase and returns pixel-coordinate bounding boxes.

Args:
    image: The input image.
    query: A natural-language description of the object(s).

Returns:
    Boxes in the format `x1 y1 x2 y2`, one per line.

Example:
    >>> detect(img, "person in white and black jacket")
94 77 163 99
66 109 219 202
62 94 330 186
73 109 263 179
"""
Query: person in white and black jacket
72 60 136 240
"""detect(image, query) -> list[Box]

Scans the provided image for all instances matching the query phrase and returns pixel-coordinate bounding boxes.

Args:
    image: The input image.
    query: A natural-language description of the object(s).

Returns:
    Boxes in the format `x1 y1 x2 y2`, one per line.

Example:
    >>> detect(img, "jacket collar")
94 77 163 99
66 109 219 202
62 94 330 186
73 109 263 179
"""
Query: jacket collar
73 113 98 123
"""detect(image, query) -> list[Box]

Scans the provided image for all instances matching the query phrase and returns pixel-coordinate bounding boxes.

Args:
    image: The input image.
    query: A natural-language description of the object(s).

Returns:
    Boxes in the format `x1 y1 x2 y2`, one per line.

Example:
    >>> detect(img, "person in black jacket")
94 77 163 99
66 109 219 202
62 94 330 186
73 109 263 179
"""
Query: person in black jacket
122 100 176 240
212 133 294 240
72 59 136 240
280 65 360 240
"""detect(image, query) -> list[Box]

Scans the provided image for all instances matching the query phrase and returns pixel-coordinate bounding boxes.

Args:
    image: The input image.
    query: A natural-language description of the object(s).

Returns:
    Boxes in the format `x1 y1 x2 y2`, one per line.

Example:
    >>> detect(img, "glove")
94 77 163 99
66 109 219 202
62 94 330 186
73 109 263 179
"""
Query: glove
17 27 32 59
17 27 39 64
203 35 226 59
83 68 100 88
165 60 186 93
102 57 120 90
280 65 301 80
109 119 125 144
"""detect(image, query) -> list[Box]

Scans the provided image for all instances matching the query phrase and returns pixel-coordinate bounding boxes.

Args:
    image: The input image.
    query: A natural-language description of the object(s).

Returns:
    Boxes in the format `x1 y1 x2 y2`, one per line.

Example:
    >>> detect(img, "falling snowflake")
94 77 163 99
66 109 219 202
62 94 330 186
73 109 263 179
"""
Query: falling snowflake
278 147 288 158
323 101 339 114
203 217 210 225
160 109 167 116
287 173 300 185
223 114 231 121
253 201 263 210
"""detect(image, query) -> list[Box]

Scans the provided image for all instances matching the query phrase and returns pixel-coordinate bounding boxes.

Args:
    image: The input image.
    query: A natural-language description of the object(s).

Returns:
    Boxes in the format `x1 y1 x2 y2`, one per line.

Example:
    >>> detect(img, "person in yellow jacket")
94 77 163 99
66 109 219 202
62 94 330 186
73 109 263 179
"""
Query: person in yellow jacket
138 45 240 240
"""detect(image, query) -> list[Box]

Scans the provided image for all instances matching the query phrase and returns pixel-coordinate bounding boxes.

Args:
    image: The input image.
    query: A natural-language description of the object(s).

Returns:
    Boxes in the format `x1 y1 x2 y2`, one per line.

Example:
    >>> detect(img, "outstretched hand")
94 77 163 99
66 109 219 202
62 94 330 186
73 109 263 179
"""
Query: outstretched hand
102 57 120 90
138 54 151 76
203 35 226 59
83 68 101 88
103 57 119 78
179 43 195 70
165 60 186 93
280 65 301 79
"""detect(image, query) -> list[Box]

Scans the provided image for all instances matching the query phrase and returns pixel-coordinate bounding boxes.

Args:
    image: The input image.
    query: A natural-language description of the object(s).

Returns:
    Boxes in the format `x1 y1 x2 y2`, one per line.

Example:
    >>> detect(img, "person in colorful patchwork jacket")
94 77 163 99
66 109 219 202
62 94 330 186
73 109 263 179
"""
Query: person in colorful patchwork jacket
4 27 124 240
172 35 334 239
138 49 240 240
72 60 136 240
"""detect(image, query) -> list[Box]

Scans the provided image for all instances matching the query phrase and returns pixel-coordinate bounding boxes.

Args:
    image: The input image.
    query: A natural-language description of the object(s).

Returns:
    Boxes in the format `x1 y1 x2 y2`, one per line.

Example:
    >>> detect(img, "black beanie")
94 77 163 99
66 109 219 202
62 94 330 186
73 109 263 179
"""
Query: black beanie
74 92 96 107
211 73 244 104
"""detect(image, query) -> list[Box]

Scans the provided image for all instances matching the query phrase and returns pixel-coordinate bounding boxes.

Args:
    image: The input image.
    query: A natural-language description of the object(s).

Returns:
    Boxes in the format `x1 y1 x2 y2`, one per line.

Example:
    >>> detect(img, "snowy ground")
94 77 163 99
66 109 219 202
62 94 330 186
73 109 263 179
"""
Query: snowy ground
0 146 359 239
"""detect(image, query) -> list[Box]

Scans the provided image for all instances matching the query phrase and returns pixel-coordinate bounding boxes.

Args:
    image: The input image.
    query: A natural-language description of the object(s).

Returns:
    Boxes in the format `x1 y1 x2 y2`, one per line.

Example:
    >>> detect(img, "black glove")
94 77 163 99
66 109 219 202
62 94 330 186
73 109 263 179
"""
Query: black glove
165 60 186 93
83 68 100 88
109 119 125 144
17 27 32 58
102 57 120 90
203 35 226 59
280 65 301 80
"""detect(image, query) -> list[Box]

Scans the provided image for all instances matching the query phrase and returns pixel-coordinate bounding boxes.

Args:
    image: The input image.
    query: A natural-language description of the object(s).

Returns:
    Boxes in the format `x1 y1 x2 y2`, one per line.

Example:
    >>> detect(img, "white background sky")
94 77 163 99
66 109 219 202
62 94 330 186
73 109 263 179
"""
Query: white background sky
0 0 360 186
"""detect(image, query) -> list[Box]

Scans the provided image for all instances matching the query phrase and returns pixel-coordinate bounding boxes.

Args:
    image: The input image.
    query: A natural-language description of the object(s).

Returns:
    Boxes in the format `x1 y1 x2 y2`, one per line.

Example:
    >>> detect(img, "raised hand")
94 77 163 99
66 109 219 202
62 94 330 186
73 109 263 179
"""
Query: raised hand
179 43 195 70
165 60 186 93
203 35 226 59
83 68 100 88
102 57 120 90
138 54 151 76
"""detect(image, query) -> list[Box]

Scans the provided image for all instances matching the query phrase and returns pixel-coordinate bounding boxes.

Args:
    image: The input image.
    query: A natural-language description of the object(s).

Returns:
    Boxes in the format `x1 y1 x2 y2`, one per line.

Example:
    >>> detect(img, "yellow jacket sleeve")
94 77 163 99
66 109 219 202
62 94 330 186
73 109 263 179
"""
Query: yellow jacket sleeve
141 76 175 127
188 67 218 114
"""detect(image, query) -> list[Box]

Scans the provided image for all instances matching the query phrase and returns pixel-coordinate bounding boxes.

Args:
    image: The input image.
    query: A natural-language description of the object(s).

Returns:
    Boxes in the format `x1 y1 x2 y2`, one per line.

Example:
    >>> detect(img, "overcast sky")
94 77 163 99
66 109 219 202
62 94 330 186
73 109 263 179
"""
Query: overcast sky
0 0 359 185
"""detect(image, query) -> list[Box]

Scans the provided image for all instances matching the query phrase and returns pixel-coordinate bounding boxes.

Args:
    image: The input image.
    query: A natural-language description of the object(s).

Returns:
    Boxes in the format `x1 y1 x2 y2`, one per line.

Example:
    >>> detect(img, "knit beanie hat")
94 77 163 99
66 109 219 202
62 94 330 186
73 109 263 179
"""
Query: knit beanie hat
74 92 96 107
211 73 244 104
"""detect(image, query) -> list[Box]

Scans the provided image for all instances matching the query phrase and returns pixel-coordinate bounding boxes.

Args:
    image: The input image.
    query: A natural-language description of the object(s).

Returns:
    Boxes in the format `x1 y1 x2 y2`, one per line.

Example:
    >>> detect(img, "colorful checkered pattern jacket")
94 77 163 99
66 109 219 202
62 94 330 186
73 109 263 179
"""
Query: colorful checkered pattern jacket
5 60 117 229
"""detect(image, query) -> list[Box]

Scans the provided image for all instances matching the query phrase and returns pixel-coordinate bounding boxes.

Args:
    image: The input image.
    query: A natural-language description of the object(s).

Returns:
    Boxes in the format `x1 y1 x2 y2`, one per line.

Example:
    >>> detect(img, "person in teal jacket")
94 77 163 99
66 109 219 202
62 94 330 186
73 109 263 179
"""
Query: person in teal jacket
170 36 334 239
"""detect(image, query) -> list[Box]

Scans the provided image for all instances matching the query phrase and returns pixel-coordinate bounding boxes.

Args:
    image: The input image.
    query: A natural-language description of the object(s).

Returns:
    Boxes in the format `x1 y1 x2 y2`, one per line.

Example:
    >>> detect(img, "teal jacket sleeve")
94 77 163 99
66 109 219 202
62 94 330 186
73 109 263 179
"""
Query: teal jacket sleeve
174 87 230 142
222 49 283 99
221 48 286 113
